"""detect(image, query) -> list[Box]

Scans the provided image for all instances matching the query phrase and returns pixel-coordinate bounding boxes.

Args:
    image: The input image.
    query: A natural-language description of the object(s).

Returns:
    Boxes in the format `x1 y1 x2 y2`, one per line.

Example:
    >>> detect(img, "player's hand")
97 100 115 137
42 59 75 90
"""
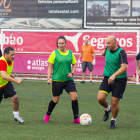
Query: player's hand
138 71 140 75
16 79 23 84
67 73 73 78
11 74 15 78
92 59 96 65
108 74 115 84
47 79 52 84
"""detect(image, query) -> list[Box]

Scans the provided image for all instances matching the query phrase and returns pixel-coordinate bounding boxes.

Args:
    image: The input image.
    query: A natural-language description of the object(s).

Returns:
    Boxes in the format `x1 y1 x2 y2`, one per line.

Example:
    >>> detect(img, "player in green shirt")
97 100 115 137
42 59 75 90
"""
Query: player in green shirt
43 36 80 124
97 35 128 129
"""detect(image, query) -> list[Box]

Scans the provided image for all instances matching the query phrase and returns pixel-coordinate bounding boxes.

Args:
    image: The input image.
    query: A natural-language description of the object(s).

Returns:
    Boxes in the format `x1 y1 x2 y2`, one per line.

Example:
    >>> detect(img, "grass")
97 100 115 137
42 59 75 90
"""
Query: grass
0 80 140 140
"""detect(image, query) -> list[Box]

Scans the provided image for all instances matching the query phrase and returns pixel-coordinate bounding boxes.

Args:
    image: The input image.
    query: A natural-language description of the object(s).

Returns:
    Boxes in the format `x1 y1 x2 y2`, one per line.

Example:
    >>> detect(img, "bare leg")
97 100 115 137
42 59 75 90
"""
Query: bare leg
11 94 24 123
111 97 120 119
11 94 19 111
89 70 93 81
82 71 86 81
97 91 108 108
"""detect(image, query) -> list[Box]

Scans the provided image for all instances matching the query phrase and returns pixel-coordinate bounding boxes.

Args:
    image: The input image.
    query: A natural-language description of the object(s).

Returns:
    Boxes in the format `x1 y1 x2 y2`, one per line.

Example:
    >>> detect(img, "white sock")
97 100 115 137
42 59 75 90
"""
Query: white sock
105 105 110 112
111 118 116 121
13 111 19 117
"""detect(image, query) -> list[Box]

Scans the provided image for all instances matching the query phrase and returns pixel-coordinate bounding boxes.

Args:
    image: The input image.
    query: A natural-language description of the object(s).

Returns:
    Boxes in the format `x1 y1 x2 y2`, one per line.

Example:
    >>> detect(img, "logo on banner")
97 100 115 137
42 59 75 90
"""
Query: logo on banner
27 59 48 71
64 33 82 52
0 0 11 16
65 33 134 51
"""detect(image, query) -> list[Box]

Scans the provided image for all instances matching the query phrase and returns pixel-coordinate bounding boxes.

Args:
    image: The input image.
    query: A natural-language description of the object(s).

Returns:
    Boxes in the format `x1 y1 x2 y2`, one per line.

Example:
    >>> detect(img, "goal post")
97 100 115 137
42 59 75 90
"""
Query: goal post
0 29 139 81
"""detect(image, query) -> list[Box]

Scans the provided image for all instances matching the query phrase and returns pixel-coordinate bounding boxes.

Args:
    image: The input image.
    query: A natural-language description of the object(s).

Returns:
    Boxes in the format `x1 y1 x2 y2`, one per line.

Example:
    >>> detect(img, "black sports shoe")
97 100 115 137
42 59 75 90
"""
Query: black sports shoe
79 81 85 84
109 120 117 129
103 108 111 121
90 81 93 84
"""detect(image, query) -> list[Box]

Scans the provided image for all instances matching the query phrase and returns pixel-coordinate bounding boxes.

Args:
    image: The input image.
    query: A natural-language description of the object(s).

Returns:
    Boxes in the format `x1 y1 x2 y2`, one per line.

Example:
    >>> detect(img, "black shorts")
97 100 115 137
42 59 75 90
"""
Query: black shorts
52 80 77 96
0 82 17 102
82 61 93 71
99 76 127 99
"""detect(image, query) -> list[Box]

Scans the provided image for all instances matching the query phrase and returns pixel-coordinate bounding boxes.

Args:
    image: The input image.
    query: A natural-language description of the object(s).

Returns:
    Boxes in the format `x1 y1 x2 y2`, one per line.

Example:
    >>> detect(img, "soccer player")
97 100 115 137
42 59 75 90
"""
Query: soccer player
79 38 96 84
0 49 2 57
97 35 127 129
135 53 140 75
43 36 80 124
0 46 24 123
130 72 140 82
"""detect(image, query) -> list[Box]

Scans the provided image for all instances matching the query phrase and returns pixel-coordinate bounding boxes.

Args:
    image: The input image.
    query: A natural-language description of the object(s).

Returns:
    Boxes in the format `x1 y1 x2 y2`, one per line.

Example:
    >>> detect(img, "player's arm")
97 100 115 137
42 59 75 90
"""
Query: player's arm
108 63 127 84
135 58 139 72
11 74 15 78
47 63 53 84
71 63 77 74
92 46 96 59
131 75 136 82
79 46 83 61
108 50 128 84
92 52 96 59
102 47 107 56
79 52 82 60
135 52 140 75
0 71 23 84
113 63 127 77
47 51 55 84
68 53 77 78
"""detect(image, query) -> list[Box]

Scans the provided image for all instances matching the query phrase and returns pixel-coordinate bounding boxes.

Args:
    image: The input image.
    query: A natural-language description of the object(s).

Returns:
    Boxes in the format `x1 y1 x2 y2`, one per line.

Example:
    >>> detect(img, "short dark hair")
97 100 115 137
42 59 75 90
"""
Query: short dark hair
4 46 15 54
56 36 66 48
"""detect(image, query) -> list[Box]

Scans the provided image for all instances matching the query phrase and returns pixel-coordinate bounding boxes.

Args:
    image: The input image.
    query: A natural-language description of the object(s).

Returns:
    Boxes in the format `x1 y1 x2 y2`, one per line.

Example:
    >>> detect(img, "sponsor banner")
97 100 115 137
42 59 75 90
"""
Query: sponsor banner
0 0 35 17
37 0 82 18
13 55 135 77
3 31 137 55
0 0 82 18
85 0 140 28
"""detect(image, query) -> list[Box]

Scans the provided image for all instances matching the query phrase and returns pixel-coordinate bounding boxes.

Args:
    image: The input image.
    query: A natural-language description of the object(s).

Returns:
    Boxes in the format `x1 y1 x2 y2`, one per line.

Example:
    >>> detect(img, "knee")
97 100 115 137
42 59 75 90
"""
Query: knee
71 94 78 101
97 97 104 103
97 94 105 103
52 98 59 103
12 95 19 102
111 102 119 108
111 98 119 108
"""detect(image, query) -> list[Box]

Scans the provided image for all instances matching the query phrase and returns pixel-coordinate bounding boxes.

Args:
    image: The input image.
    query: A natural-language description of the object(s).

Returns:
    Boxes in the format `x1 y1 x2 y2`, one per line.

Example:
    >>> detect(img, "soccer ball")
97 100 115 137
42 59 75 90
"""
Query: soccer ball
80 113 92 126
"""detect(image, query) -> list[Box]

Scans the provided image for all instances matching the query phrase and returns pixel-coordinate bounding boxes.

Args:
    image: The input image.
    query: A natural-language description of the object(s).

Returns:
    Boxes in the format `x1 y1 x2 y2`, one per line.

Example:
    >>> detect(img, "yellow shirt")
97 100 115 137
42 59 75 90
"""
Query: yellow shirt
48 49 76 64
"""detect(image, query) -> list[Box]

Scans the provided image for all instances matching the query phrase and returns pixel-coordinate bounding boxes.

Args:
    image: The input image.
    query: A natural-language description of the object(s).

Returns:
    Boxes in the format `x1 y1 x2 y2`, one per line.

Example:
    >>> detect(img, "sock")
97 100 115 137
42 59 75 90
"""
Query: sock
13 111 19 117
72 100 79 120
111 118 116 121
46 100 57 116
105 105 110 112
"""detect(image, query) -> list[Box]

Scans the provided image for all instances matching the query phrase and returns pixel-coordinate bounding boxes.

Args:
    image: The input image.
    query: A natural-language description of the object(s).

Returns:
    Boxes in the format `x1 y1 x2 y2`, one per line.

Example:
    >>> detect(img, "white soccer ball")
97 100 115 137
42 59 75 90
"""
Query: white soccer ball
80 113 92 126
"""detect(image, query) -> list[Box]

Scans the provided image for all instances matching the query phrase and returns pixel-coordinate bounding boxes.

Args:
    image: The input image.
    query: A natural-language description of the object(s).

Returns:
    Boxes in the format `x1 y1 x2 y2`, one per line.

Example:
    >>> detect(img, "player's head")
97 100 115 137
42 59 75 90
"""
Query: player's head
57 36 66 51
84 38 89 46
106 35 117 51
4 46 15 62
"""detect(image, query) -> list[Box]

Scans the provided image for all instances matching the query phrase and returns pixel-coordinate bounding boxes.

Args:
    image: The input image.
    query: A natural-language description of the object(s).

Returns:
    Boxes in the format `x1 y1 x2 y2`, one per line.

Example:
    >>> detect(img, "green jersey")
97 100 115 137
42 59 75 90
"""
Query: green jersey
52 49 73 81
103 47 127 78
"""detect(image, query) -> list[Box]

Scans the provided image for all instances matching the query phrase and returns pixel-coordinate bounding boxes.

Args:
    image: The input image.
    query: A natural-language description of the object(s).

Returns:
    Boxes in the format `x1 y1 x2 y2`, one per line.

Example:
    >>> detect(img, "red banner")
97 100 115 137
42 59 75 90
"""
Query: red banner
2 31 138 54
